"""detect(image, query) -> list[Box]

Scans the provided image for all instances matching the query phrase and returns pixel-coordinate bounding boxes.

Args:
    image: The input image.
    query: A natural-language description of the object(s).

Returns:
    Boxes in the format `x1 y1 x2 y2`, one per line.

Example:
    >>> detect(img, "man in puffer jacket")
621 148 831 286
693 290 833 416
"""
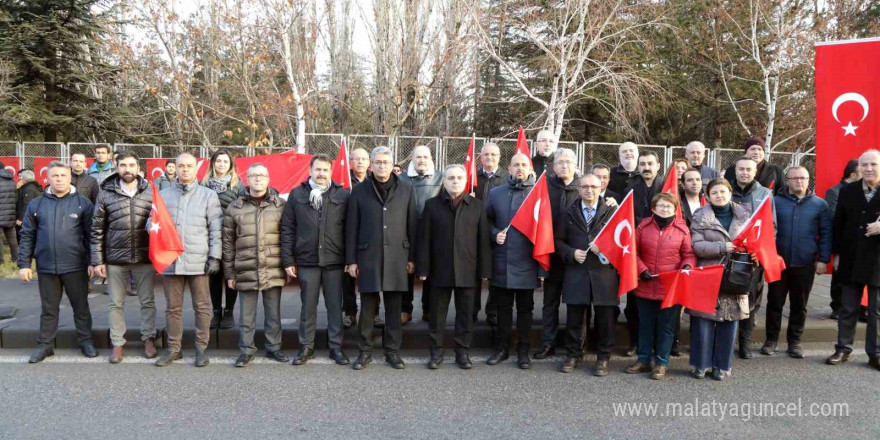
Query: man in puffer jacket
152 153 222 368
224 163 290 368
0 162 18 263
90 152 158 364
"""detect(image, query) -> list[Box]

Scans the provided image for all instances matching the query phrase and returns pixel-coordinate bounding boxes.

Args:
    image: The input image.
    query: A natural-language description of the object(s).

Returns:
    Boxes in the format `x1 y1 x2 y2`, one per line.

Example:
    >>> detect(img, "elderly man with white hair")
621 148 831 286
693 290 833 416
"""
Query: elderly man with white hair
399 145 444 324
685 141 719 189
532 129 558 177
607 142 640 196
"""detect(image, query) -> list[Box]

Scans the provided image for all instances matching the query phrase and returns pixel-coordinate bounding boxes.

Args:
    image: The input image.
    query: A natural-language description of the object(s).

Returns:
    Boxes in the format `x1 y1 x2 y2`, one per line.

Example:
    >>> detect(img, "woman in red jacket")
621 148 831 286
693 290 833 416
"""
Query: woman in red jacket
625 192 696 380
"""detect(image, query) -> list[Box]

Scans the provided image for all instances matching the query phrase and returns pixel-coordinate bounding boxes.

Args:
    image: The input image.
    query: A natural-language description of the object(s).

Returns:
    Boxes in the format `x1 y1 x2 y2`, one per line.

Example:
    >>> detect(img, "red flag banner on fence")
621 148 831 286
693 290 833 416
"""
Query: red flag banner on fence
815 37 880 198
331 139 352 189
0 157 19 182
731 197 786 283
592 190 639 296
33 157 57 186
148 191 184 274
515 126 533 168
234 152 312 197
510 172 554 271
659 265 724 315
145 158 167 185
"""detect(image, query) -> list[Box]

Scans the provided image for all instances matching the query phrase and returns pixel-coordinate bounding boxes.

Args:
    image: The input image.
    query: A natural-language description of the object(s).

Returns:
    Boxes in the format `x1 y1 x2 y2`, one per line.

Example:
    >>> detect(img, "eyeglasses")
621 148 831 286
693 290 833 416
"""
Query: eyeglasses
787 177 808 181
578 185 600 190
247 174 269 179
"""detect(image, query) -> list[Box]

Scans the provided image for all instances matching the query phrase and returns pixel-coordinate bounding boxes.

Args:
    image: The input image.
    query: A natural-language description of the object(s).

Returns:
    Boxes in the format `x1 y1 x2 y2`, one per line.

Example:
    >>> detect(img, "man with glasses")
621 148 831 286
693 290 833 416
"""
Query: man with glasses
346 146 417 370
532 129 558 177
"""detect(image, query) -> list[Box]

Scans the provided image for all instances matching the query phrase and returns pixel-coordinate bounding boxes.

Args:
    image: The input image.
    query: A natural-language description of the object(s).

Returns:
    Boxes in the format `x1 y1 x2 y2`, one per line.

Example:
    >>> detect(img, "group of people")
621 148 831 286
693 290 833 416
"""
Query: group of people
8 135 880 381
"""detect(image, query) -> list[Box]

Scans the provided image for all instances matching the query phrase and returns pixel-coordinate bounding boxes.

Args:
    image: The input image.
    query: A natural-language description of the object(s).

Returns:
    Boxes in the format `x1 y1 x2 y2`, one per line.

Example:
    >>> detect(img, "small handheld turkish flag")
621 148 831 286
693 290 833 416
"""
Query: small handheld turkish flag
592 190 639 296
731 196 786 283
149 191 184 274
510 172 554 271
515 126 533 168
331 139 352 189
863 287 869 307
659 265 724 315
660 168 683 221
464 133 477 194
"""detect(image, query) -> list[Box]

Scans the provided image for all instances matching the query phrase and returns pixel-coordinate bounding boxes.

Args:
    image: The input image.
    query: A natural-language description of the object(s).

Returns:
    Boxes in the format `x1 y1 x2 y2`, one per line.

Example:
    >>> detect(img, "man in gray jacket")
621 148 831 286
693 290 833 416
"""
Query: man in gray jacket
153 153 223 367
398 145 443 324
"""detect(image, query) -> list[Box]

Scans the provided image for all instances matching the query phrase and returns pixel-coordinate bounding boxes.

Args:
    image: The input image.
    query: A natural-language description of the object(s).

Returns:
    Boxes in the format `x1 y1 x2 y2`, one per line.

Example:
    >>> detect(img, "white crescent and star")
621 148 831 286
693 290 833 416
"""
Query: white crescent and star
533 199 542 222
4 166 15 176
149 222 160 233
613 220 633 255
832 92 869 137
151 167 164 179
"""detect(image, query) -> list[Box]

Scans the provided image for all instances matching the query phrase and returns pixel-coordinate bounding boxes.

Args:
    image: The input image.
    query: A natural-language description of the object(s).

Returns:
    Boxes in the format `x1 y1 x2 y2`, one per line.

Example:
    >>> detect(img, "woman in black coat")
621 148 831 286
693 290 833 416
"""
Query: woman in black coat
416 165 492 369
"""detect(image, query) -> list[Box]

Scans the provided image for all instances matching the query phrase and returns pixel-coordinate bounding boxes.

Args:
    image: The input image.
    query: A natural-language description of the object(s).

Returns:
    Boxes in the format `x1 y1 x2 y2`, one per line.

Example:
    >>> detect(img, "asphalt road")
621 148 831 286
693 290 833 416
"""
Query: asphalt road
0 344 877 440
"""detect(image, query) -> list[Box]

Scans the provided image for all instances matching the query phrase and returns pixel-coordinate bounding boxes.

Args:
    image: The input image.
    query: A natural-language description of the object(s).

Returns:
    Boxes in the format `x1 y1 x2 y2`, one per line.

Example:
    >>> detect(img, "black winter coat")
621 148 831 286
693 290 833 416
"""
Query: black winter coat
18 187 93 274
416 192 492 288
0 168 16 227
555 201 620 306
16 181 42 223
475 167 507 201
546 174 580 283
625 175 664 224
345 174 417 292
832 180 880 286
280 181 349 268
724 160 784 195
607 164 639 198
90 176 153 266
204 179 245 211
71 172 99 203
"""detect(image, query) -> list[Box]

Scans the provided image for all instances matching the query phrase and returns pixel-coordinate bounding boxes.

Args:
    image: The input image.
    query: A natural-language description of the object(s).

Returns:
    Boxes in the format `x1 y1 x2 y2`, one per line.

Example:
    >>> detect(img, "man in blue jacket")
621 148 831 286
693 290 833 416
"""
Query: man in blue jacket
762 166 832 358
18 161 96 363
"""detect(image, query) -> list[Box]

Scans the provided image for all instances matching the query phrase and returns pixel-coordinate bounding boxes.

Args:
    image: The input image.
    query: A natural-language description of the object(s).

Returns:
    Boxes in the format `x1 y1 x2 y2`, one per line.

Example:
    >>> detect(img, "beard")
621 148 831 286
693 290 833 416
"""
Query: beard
121 173 137 184
621 158 637 170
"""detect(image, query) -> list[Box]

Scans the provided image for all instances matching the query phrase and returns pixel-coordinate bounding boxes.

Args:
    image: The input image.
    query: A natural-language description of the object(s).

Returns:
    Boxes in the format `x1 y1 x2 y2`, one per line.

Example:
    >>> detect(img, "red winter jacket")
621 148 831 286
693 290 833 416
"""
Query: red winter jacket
635 216 697 301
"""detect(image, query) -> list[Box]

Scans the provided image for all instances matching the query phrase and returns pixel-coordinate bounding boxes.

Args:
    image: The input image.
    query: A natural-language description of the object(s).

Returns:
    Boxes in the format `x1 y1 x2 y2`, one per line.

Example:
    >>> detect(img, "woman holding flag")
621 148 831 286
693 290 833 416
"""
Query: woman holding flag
626 192 696 380
688 178 753 381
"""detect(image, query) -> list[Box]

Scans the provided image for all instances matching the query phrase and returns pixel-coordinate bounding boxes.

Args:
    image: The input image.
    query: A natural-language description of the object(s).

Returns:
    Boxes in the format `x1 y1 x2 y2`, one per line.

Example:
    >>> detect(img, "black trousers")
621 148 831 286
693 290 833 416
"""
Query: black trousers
836 283 880 357
766 265 815 344
428 286 476 353
624 291 639 348
567 304 616 360
829 267 843 313
403 274 430 315
539 279 564 347
209 266 237 312
474 284 498 319
739 281 764 347
342 272 358 315
493 288 534 353
36 271 93 347
358 291 404 355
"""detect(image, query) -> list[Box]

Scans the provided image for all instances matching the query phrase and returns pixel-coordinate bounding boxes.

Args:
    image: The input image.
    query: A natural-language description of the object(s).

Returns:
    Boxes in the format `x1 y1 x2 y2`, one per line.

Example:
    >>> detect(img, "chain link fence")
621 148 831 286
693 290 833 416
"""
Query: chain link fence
67 142 112 162
441 137 486 170
114 143 158 159
158 145 202 159
488 137 532 174
395 136 441 170
0 141 19 169
302 133 343 158
21 142 64 171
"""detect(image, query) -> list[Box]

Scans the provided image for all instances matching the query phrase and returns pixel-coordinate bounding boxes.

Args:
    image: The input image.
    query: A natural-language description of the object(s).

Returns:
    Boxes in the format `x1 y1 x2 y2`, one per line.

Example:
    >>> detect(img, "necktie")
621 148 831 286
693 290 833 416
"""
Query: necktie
583 206 594 225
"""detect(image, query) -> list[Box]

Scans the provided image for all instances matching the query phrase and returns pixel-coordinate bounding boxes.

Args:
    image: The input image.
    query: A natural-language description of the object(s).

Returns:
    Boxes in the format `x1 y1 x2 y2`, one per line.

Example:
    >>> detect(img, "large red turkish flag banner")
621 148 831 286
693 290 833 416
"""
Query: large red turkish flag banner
510 172 555 271
0 157 20 182
144 158 168 185
815 37 880 198
33 157 57 186
592 190 639 296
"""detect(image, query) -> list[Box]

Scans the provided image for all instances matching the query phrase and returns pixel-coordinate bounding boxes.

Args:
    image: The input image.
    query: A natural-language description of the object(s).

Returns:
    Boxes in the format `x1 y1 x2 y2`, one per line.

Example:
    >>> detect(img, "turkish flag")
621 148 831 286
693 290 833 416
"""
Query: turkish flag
33 157 58 186
331 139 352 189
863 287 869 307
659 265 724 315
464 133 477 194
148 190 184 273
145 158 168 185
0 157 19 182
660 168 683 221
233 152 312 197
731 196 786 283
515 126 533 168
592 190 639 296
510 172 554 271
815 38 880 198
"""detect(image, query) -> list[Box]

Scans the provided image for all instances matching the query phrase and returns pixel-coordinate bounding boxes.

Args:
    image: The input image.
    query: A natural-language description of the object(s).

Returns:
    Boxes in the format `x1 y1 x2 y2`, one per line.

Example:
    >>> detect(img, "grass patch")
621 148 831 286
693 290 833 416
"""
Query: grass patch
0 248 35 279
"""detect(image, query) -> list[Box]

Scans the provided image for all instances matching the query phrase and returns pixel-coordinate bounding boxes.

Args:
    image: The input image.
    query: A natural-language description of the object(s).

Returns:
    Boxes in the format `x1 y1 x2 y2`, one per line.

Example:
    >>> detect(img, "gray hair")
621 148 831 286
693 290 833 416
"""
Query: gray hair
247 162 268 173
444 164 466 175
19 169 35 182
784 165 809 178
481 142 500 154
536 129 556 142
176 152 197 164
370 146 393 162
553 148 576 164
412 145 432 158
685 141 706 152
860 149 880 162
48 160 70 171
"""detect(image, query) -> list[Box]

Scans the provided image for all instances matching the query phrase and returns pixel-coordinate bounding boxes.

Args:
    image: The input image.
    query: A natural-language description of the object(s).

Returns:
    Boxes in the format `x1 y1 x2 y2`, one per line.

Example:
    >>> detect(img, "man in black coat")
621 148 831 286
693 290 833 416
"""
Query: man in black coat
0 162 18 263
607 142 640 196
417 165 492 369
679 168 705 227
723 137 784 195
555 174 619 376
531 129 557 177
342 147 371 328
345 146 417 370
281 154 350 366
826 149 880 371
70 153 99 203
473 142 508 324
824 158 861 319
89 153 157 363
18 161 96 363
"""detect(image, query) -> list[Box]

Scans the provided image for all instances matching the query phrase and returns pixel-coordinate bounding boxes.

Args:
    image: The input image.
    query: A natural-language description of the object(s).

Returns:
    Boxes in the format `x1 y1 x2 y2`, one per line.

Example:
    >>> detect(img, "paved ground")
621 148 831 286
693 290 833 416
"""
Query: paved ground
0 343 876 440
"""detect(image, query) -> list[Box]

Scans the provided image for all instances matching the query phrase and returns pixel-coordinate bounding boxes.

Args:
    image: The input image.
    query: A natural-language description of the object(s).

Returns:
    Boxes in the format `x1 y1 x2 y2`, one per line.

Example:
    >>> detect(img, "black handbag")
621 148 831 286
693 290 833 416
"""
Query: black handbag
719 251 755 294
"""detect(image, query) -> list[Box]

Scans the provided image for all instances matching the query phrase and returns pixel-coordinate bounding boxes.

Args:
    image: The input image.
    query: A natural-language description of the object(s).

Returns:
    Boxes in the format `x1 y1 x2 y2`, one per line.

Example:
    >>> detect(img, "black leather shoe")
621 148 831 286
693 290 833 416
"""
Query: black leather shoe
670 340 682 357
738 345 753 359
559 356 579 373
329 348 350 365
454 351 473 369
825 351 850 365
155 350 182 367
427 353 443 370
869 357 880 371
517 353 532 369
787 344 804 359
234 354 253 368
28 347 54 364
266 351 289 363
533 344 554 359
210 309 221 330
80 343 98 358
594 359 609 377
195 349 209 367
385 353 406 369
352 352 371 370
291 347 314 366
760 340 778 356
219 311 235 330
486 349 509 365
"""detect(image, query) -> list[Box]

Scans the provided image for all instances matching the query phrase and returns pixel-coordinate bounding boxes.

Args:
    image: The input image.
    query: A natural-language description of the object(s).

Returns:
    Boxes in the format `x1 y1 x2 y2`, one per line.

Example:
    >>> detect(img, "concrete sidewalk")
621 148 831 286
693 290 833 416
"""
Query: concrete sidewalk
0 274 864 352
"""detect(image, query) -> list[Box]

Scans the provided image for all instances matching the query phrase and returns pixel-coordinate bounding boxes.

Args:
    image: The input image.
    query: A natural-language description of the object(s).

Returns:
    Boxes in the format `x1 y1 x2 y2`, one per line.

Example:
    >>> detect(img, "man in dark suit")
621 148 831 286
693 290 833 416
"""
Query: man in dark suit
342 147 371 328
555 174 619 376
824 159 861 320
826 149 880 371
345 146 417 370
473 142 507 324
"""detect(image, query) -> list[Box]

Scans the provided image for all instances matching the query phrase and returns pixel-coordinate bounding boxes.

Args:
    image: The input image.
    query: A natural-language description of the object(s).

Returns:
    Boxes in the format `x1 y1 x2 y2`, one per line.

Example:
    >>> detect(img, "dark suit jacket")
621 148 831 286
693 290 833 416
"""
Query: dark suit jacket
833 180 880 286
554 201 620 306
